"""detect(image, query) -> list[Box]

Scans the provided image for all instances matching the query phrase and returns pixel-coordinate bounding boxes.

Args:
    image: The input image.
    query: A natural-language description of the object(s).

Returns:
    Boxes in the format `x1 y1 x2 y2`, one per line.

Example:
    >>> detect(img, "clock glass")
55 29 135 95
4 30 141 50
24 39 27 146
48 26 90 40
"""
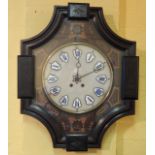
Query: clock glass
42 42 113 114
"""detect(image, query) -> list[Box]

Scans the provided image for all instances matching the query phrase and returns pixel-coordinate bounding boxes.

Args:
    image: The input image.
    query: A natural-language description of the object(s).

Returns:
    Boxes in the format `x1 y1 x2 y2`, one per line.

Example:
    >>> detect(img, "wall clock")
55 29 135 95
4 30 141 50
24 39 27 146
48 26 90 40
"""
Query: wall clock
18 3 139 151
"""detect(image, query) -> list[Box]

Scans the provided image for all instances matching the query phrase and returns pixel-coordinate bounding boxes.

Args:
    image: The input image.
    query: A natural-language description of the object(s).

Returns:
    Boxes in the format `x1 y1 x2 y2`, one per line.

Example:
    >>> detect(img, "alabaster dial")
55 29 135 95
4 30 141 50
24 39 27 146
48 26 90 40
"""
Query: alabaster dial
42 42 113 113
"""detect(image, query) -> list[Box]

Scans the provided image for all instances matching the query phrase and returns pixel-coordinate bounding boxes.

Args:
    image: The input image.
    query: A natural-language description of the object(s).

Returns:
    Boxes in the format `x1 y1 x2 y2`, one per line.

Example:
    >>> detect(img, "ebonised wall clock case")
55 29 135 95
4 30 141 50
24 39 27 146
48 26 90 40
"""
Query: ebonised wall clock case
18 3 139 151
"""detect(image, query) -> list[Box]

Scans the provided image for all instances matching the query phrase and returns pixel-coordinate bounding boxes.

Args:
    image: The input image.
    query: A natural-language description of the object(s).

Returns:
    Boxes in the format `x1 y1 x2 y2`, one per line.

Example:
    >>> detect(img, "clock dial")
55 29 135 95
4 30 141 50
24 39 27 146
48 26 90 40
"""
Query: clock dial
49 86 61 96
59 95 69 106
50 61 61 71
73 48 82 60
86 52 95 63
94 61 105 71
94 87 104 97
96 74 107 84
43 42 113 114
85 95 95 105
73 98 82 110
47 74 58 83
59 52 69 63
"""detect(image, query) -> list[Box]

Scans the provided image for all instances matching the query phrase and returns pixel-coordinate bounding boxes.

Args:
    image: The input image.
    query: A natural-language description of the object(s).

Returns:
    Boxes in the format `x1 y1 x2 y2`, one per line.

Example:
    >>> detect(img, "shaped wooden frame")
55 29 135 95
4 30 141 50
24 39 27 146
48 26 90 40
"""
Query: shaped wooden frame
18 3 139 151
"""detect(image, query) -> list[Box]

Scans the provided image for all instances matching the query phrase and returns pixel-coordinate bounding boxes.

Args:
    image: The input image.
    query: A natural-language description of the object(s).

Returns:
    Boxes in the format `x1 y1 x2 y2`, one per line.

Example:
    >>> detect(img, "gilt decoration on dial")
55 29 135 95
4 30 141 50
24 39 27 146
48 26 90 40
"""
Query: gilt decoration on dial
42 42 113 114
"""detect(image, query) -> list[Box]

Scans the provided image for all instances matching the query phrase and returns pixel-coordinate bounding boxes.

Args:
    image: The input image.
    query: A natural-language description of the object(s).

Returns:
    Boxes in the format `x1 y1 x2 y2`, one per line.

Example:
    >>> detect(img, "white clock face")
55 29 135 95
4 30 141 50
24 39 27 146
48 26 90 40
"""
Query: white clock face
42 42 113 114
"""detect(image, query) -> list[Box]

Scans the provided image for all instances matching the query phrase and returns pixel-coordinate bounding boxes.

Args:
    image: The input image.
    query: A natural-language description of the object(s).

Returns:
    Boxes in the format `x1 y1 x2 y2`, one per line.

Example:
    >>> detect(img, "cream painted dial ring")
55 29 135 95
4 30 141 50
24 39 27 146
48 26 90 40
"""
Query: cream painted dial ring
42 42 113 114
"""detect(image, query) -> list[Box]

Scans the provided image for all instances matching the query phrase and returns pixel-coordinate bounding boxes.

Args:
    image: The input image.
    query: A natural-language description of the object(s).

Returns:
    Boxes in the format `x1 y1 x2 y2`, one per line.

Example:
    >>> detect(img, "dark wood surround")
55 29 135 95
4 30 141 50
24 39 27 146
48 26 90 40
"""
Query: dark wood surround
18 3 138 151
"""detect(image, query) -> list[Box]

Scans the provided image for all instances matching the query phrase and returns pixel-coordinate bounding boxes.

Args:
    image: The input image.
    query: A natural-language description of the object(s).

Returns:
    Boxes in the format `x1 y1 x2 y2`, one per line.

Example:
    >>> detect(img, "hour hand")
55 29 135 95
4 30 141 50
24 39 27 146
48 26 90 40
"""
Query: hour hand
73 61 81 84
73 74 81 83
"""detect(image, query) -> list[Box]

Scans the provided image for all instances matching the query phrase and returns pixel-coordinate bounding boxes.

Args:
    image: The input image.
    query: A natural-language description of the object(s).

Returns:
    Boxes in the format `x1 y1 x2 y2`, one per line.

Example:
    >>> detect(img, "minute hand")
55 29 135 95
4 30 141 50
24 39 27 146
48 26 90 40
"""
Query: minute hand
80 68 103 79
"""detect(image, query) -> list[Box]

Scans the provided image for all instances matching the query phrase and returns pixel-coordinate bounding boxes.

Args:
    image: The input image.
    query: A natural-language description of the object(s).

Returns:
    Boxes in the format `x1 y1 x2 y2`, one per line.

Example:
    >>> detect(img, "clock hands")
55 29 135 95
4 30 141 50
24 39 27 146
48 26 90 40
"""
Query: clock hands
72 47 105 83
73 60 81 83
73 47 82 84
73 63 104 83
80 67 103 79
79 61 106 80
